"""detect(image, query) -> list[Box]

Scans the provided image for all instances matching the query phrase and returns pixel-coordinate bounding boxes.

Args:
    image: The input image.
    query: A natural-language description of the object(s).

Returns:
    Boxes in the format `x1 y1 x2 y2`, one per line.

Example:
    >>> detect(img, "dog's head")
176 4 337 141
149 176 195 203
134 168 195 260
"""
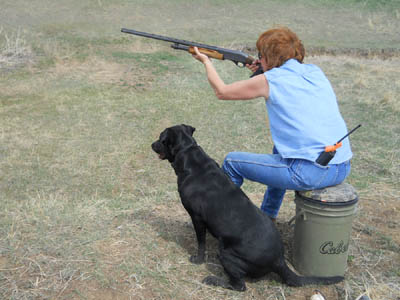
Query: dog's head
151 124 196 163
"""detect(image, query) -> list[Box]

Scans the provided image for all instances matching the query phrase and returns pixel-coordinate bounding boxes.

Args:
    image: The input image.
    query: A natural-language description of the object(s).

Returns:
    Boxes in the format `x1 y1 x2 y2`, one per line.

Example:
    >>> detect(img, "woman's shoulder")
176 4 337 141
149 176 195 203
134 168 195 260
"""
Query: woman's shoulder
267 59 323 80
283 59 322 73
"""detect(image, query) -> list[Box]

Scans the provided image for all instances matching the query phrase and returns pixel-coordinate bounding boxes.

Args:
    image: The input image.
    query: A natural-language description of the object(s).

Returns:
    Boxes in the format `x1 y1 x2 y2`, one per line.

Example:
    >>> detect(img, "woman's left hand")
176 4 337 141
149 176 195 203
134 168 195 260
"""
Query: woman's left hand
192 46 210 64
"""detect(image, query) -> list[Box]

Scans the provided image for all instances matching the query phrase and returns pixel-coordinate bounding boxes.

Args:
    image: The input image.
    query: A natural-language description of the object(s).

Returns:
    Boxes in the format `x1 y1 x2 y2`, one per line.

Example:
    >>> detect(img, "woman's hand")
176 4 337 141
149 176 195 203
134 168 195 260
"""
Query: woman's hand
246 59 261 73
192 46 211 64
192 46 269 101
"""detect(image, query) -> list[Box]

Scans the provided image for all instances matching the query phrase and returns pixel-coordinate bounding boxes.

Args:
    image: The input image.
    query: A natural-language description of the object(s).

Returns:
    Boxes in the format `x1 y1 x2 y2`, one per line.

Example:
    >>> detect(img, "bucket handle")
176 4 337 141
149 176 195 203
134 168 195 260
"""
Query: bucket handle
288 209 306 227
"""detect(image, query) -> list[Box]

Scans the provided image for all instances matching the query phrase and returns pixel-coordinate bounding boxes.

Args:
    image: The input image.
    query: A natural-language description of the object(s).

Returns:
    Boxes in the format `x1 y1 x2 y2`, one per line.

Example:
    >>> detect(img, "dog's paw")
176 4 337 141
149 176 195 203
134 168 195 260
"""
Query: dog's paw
230 281 246 292
203 276 247 291
189 255 205 264
202 275 224 287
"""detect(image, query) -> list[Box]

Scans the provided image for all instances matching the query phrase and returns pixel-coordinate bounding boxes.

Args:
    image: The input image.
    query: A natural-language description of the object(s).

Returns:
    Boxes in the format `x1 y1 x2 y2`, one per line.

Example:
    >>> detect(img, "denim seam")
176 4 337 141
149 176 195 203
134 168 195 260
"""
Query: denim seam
289 161 304 190
337 162 350 184
316 168 330 187
225 159 289 169
335 165 339 183
312 162 330 170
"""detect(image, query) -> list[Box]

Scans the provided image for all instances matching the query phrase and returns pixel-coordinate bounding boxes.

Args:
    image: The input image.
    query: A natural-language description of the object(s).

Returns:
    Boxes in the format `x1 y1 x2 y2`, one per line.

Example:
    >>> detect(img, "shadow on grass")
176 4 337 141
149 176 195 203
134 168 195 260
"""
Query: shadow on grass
131 206 295 285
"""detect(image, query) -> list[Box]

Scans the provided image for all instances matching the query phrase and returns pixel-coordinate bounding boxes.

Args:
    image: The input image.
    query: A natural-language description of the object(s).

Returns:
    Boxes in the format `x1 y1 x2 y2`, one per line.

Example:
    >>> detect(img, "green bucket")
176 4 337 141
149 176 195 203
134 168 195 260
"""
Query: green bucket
292 183 358 277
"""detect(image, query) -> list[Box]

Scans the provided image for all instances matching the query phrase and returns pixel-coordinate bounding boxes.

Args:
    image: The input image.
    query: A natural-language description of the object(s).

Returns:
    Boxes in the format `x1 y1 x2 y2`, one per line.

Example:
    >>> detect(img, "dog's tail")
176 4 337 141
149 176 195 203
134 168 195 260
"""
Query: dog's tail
273 258 344 287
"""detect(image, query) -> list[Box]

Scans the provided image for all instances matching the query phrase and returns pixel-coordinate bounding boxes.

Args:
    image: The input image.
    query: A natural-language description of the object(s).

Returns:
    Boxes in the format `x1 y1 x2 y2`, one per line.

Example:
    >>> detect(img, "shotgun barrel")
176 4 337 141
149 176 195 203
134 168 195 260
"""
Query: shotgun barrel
121 28 256 67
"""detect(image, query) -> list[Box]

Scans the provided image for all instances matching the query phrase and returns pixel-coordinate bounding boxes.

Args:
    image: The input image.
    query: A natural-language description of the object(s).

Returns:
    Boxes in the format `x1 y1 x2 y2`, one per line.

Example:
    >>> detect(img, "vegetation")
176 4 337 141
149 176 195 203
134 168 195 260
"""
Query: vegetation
1 0 399 299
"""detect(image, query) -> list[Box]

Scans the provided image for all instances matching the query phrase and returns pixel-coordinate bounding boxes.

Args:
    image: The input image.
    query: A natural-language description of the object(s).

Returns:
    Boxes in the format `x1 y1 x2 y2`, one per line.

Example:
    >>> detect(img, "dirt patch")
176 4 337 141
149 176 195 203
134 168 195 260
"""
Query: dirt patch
0 52 34 72
244 45 400 60
357 182 400 246
50 57 155 89
65 279 158 300
0 256 8 269
307 47 400 60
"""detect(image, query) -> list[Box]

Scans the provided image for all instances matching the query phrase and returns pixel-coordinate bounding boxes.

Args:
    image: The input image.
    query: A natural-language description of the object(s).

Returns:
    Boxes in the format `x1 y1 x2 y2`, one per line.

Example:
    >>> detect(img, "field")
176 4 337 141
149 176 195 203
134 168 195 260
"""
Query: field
1 0 399 299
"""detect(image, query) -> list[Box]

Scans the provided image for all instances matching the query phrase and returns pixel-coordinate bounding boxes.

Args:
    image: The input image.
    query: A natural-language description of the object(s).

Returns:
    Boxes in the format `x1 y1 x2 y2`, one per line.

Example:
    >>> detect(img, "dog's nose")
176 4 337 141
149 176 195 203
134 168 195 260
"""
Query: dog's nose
151 141 160 152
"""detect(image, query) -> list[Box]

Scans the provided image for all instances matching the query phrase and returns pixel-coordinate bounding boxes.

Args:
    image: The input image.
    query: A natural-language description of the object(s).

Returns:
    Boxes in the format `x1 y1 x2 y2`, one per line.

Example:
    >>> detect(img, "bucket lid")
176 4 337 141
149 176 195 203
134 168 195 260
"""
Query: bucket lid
296 182 358 206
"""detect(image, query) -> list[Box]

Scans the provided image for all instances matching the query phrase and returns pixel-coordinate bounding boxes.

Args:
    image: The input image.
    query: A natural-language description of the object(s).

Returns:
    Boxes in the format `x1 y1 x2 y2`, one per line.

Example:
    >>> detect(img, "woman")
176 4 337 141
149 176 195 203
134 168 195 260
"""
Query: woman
192 27 352 222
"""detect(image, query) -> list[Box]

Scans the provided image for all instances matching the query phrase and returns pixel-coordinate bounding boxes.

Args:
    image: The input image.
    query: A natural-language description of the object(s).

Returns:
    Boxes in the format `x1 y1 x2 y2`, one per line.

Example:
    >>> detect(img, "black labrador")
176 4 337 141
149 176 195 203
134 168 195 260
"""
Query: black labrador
151 124 343 291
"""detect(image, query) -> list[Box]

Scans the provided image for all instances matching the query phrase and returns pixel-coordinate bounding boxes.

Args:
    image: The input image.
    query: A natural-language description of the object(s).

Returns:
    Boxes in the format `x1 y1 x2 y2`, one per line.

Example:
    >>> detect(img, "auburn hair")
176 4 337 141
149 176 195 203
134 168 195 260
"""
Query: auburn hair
256 27 305 71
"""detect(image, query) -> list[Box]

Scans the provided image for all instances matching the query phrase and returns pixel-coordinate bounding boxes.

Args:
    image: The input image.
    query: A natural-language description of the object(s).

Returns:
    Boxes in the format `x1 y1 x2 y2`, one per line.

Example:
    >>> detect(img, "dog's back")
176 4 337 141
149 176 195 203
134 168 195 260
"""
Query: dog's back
176 146 284 272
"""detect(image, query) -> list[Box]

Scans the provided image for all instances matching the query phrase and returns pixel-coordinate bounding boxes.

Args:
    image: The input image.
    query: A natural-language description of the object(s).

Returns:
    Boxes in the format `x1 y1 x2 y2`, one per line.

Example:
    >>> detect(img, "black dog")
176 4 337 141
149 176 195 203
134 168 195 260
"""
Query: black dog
152 124 343 291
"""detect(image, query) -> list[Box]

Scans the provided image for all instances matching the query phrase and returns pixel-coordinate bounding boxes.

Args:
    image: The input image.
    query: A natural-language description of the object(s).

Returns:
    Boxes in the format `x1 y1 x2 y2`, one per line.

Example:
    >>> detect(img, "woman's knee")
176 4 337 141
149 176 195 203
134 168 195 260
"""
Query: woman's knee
222 152 240 170
222 152 244 186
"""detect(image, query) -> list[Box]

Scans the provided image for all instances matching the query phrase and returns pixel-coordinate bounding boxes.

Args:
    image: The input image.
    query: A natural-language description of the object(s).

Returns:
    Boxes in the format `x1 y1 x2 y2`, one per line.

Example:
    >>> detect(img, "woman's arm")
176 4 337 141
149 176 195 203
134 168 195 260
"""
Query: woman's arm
192 47 269 101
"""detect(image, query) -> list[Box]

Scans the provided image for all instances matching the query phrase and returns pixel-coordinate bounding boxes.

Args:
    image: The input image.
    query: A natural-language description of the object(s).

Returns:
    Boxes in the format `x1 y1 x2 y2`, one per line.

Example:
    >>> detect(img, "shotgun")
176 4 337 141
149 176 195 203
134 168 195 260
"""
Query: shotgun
121 28 262 72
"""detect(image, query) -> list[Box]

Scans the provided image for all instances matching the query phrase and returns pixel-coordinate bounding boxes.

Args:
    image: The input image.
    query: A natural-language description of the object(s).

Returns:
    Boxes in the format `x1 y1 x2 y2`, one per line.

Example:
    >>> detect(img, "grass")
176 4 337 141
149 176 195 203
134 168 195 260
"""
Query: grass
1 0 400 299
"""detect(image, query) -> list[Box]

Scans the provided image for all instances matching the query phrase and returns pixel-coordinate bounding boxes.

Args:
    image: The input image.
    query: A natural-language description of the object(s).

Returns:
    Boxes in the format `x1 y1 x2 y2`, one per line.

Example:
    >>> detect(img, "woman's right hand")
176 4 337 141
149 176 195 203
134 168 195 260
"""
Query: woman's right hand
246 59 261 73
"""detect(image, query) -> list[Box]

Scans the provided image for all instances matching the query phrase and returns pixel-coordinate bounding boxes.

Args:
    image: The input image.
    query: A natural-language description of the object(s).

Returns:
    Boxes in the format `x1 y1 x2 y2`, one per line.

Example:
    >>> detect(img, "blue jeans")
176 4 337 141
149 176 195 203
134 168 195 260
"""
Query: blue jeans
222 147 351 218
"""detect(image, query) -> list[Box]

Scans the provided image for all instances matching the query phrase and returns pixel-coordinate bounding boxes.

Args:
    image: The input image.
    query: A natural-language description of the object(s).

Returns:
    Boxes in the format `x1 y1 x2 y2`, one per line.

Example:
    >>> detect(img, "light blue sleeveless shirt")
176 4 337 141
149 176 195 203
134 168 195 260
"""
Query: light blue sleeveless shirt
264 59 352 164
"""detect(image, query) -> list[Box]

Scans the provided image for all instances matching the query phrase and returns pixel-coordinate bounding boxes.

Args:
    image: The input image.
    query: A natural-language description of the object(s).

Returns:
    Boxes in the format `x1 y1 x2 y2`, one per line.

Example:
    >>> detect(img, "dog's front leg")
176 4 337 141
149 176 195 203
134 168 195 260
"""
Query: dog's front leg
189 214 206 264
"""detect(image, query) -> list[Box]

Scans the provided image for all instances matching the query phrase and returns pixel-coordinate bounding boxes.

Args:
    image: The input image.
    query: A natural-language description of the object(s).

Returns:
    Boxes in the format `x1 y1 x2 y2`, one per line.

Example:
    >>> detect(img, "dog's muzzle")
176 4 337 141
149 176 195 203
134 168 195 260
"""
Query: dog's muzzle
151 141 166 160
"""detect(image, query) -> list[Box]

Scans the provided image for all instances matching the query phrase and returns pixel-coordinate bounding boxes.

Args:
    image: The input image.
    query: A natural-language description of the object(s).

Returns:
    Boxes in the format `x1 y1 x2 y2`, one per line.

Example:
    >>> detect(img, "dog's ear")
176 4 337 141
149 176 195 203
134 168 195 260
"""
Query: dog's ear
160 128 177 163
182 124 196 136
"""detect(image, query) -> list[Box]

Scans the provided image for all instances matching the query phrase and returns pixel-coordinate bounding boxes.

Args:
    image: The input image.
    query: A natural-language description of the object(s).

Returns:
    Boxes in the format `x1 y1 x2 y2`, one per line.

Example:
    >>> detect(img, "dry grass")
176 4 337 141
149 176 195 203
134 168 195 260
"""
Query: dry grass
0 27 33 71
1 1 400 299
308 55 400 112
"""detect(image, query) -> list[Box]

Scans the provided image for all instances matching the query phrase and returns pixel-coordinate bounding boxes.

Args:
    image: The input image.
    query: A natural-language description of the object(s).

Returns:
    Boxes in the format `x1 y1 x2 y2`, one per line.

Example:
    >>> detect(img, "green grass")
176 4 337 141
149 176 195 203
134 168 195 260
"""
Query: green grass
1 1 400 299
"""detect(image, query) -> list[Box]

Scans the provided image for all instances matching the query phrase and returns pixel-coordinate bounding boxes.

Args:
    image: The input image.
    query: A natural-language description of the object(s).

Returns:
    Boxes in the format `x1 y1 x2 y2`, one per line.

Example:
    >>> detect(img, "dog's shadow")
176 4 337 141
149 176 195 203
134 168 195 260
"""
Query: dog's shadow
132 208 222 273
132 208 294 282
